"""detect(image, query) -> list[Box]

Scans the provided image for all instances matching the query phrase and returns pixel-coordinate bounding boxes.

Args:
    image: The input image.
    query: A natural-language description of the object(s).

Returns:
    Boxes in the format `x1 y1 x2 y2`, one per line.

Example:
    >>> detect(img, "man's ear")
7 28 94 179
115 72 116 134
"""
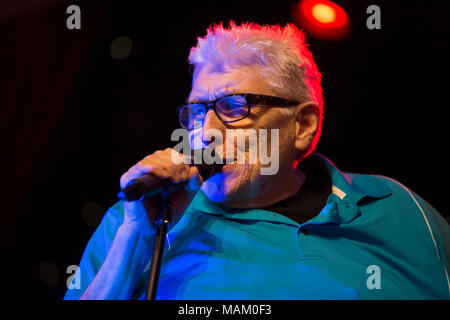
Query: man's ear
294 101 319 152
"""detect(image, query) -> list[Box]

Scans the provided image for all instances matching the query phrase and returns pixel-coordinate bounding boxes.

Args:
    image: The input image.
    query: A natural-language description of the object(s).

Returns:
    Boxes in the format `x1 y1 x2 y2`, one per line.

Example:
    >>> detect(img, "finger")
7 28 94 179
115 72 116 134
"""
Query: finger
152 151 190 182
160 149 191 179
141 155 182 182
179 166 190 181
121 164 170 189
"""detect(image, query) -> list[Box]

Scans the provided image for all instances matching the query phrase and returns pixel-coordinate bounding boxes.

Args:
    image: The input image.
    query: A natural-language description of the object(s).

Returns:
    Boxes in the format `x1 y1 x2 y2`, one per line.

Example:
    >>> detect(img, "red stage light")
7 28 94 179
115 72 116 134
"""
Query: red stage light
292 0 351 40
311 3 336 24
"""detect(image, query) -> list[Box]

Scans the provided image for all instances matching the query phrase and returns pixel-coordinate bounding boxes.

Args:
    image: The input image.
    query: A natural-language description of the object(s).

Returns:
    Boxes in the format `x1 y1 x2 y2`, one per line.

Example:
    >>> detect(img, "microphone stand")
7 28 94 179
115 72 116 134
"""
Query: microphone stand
145 193 172 300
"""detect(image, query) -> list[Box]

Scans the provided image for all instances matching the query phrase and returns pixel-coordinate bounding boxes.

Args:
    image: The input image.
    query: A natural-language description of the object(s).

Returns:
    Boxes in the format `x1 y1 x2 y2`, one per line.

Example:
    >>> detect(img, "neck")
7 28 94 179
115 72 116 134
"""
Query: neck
227 167 306 209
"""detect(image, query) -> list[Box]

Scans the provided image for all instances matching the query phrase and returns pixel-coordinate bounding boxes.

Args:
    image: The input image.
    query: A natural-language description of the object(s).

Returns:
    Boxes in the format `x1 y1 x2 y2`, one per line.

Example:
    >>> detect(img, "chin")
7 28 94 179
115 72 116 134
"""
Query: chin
200 164 255 205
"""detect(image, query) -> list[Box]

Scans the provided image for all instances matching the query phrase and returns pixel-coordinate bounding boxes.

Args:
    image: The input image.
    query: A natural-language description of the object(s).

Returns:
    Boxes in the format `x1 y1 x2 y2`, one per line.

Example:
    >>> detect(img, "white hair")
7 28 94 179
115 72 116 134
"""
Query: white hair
188 21 324 152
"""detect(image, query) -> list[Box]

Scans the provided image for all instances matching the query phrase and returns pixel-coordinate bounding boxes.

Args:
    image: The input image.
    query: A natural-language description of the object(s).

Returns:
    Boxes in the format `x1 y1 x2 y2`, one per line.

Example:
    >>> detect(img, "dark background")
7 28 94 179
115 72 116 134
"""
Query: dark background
0 0 448 299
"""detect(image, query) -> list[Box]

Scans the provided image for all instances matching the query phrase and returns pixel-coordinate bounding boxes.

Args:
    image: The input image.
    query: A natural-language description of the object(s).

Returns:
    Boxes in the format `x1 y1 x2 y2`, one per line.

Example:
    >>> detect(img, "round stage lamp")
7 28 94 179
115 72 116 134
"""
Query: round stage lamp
293 0 351 40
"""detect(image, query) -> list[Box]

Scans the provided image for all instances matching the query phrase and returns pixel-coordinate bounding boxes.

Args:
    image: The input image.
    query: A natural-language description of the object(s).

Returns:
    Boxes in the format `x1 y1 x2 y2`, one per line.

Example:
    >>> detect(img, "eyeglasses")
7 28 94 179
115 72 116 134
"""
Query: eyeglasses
178 93 300 130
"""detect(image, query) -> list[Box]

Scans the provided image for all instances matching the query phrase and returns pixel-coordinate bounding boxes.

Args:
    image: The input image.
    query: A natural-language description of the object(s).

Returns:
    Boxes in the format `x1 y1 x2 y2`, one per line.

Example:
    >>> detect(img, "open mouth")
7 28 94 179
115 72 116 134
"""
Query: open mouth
191 148 241 180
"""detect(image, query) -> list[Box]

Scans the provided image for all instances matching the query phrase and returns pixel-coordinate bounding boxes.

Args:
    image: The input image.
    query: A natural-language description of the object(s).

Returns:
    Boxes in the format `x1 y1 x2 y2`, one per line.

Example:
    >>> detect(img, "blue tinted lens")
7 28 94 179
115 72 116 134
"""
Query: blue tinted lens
216 95 248 122
179 104 205 129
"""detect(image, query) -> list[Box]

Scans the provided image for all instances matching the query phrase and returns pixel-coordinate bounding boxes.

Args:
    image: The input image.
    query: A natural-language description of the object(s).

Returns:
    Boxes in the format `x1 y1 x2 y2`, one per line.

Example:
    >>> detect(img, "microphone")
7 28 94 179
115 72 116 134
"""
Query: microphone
117 148 220 202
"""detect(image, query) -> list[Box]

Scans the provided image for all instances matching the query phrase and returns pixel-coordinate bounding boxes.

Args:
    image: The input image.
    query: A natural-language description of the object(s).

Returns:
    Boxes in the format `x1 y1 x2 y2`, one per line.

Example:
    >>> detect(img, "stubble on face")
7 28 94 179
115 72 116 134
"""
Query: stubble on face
191 65 300 208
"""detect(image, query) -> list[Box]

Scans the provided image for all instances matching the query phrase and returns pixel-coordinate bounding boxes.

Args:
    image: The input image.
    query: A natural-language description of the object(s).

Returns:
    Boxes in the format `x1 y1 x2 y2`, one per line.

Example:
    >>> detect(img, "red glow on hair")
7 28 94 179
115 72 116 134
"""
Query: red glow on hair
292 0 351 40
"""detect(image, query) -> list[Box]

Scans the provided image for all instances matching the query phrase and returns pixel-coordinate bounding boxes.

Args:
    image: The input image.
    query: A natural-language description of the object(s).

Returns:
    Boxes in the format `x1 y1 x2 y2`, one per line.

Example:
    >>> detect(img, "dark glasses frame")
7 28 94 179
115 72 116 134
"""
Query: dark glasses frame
178 93 300 129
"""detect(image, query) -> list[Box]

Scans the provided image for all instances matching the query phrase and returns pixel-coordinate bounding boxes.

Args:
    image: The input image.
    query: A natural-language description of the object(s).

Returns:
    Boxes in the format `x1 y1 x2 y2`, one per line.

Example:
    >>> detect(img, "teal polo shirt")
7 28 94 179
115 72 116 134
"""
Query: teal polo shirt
64 153 450 300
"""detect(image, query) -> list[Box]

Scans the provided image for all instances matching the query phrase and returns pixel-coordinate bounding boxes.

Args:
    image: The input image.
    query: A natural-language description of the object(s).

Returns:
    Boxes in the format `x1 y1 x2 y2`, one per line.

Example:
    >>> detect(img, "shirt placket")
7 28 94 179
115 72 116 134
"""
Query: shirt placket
295 196 361 257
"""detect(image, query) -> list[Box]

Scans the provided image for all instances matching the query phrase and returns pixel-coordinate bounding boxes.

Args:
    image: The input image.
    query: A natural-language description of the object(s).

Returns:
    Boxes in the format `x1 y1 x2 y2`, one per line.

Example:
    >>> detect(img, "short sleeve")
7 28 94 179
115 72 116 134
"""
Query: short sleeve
373 175 450 298
414 194 450 284
400 186 450 297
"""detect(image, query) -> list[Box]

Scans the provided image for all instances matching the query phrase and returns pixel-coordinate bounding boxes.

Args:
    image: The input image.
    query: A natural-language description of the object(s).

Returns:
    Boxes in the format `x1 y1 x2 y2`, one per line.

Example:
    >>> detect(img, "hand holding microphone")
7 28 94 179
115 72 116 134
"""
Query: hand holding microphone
118 148 217 240
118 148 218 202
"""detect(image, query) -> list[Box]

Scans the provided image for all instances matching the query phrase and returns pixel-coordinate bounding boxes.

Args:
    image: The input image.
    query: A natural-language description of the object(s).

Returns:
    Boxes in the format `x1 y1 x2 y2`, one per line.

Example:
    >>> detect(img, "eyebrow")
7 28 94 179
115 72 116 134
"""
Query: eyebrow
186 83 238 103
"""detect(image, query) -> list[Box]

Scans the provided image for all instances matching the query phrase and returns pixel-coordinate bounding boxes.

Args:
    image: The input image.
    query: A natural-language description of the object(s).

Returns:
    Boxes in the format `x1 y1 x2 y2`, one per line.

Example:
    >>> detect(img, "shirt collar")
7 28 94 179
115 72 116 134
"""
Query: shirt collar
311 152 392 204
187 152 392 226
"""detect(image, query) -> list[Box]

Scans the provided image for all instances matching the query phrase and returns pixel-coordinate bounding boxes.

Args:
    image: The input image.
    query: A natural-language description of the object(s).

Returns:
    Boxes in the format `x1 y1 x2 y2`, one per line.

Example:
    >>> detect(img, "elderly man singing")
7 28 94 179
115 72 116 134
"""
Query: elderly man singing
65 22 450 300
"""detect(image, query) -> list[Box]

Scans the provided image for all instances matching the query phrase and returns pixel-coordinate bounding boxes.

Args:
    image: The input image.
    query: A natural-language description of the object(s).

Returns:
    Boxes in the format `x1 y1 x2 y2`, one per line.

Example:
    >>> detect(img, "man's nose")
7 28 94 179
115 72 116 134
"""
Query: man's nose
201 109 224 143
202 109 221 131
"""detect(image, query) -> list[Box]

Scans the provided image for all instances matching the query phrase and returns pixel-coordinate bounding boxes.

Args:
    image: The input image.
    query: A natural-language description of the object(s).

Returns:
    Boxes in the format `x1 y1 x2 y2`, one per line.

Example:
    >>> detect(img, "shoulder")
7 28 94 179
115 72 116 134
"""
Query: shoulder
346 172 443 228
346 171 427 204
343 172 448 261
